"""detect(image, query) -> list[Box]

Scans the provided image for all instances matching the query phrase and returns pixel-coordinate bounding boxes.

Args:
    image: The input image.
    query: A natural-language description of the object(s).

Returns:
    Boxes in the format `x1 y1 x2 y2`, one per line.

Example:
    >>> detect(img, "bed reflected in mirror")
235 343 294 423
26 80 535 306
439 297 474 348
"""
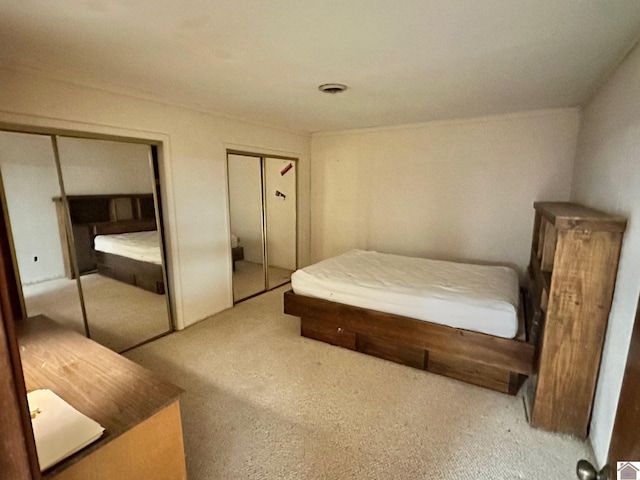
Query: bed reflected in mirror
0 131 172 352
56 137 172 352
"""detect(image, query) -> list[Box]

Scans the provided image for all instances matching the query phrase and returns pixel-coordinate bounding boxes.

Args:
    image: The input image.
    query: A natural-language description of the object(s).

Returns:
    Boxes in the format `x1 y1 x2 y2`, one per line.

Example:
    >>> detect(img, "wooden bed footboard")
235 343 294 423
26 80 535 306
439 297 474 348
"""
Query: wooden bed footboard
94 251 165 295
283 290 535 395
91 219 165 295
232 246 244 271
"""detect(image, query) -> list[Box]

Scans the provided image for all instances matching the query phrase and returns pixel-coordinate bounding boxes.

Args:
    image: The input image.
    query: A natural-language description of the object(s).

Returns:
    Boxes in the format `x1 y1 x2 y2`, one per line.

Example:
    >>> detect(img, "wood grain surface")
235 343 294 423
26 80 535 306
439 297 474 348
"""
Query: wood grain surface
16 315 183 478
285 290 534 395
528 202 625 437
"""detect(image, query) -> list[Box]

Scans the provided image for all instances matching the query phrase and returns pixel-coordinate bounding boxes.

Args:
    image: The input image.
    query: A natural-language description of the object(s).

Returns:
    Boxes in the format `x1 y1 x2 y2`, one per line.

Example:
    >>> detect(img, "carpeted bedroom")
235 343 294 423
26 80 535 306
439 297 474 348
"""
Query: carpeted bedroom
123 285 594 479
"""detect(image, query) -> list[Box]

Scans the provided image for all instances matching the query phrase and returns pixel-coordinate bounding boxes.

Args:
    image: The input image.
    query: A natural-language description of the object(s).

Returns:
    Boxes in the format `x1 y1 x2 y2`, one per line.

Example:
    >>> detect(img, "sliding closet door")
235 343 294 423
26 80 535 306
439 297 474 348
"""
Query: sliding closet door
228 152 297 303
264 158 296 290
228 154 266 302
0 131 86 335
56 137 171 352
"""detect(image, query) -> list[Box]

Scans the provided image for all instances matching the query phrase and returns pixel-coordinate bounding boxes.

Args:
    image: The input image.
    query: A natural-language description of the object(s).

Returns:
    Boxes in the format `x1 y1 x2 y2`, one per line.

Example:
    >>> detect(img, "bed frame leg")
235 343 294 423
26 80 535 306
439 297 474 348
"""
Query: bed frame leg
508 373 525 395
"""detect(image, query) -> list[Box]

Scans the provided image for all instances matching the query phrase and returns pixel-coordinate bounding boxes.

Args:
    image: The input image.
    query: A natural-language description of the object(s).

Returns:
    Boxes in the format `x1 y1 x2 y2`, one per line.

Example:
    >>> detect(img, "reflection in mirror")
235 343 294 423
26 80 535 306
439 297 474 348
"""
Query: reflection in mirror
228 154 265 302
55 137 171 352
228 153 298 302
265 158 296 290
0 131 86 335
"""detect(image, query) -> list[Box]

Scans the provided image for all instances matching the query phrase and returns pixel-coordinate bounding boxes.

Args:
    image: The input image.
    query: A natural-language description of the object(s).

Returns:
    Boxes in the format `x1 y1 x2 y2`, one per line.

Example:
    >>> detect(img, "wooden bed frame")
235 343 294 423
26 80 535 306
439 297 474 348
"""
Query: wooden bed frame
232 246 244 271
284 290 536 394
92 219 165 295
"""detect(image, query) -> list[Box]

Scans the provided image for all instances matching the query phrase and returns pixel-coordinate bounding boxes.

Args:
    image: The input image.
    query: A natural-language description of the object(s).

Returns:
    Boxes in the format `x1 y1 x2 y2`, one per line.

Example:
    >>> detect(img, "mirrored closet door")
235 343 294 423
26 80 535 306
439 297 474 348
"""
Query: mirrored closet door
227 152 297 303
0 131 87 336
0 130 172 353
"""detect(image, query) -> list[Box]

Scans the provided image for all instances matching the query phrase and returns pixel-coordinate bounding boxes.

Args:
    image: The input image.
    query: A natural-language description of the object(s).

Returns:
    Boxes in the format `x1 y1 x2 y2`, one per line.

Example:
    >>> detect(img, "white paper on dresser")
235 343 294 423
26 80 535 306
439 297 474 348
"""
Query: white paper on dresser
27 389 105 471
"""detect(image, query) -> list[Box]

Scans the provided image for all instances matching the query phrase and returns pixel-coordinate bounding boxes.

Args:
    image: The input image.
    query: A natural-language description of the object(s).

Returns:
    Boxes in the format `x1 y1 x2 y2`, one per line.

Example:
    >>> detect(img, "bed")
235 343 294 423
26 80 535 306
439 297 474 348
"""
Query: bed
91 219 165 294
283 250 536 394
231 234 244 271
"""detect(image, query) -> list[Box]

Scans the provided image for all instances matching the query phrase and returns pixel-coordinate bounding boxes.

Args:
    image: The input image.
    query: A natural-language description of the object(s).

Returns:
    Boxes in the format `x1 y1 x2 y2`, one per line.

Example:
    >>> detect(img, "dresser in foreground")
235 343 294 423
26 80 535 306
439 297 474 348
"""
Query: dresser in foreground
17 315 186 480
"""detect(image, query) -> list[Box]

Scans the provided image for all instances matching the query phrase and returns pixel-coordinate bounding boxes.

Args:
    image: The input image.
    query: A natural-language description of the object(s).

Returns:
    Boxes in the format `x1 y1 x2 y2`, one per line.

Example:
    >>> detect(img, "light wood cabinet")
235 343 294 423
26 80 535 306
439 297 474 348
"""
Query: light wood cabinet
526 202 626 437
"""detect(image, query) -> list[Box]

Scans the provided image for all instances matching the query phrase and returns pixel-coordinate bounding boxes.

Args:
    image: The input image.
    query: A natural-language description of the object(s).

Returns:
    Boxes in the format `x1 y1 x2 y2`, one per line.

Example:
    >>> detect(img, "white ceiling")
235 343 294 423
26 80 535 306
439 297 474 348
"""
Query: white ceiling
2 0 640 134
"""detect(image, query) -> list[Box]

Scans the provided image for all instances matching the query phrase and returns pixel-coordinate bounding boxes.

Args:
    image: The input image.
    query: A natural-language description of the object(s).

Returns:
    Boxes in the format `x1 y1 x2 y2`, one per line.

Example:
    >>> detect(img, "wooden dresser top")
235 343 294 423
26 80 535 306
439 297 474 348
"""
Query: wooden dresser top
16 315 183 478
534 201 627 232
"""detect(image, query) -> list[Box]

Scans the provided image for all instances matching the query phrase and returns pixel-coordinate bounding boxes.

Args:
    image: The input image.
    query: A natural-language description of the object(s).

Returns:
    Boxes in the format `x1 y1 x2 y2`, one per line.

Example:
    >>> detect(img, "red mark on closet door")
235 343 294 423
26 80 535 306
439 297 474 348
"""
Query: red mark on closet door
280 163 293 176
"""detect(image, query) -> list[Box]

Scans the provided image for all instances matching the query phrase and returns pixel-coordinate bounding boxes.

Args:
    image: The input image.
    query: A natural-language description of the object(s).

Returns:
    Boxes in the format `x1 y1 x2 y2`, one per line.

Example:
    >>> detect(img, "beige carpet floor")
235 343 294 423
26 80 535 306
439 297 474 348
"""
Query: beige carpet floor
233 260 293 302
124 285 594 480
23 273 171 352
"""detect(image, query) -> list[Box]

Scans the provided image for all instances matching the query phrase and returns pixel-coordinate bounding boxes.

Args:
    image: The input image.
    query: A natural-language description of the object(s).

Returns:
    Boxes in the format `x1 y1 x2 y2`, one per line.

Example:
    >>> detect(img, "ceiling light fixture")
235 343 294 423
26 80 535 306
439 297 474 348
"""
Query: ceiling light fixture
318 83 348 94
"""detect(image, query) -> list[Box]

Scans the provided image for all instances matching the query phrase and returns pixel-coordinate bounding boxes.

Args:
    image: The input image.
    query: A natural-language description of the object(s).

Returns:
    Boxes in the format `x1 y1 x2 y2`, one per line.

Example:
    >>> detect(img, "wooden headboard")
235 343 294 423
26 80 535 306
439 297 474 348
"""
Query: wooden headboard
53 193 158 278
92 218 157 236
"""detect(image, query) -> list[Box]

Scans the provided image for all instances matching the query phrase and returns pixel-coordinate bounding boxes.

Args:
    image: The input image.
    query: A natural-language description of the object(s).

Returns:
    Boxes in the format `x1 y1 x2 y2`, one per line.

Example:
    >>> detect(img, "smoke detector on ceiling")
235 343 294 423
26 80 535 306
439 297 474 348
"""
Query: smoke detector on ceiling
318 83 348 94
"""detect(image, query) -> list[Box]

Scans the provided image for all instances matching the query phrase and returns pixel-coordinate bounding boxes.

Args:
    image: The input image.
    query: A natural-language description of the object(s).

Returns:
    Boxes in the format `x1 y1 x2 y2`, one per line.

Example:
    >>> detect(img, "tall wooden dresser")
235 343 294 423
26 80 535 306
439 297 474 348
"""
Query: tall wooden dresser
526 202 626 437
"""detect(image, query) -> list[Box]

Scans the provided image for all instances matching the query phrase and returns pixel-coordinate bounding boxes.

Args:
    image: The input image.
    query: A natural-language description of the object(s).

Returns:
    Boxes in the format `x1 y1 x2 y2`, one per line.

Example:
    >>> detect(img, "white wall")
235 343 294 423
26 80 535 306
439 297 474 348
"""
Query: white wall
570 42 640 466
0 132 65 284
57 137 153 195
0 68 311 329
310 109 580 277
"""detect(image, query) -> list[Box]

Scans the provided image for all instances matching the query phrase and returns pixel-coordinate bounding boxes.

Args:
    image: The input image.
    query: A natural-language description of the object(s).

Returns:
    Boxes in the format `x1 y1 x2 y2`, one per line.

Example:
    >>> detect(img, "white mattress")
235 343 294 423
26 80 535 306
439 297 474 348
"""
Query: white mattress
94 230 162 265
291 250 520 338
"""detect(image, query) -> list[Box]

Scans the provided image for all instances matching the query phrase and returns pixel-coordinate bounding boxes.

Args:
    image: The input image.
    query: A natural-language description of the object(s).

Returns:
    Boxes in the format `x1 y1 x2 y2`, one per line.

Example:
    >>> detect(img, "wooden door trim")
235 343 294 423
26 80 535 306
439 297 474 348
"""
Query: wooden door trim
0 200 40 478
607 293 640 466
